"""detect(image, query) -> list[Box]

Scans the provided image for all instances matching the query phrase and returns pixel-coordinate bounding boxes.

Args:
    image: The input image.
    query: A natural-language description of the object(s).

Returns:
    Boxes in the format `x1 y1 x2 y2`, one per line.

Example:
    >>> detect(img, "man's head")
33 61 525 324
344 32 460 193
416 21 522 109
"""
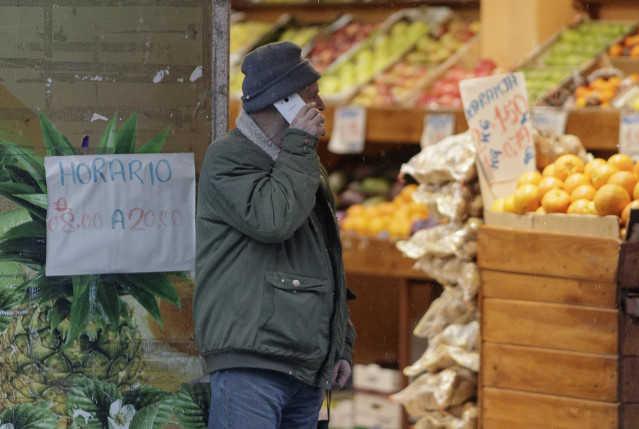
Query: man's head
241 41 321 113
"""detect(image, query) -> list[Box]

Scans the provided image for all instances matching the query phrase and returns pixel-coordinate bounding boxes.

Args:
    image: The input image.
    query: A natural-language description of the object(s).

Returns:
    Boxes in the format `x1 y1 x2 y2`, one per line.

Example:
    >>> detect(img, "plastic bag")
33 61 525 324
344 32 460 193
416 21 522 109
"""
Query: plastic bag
413 287 478 340
400 132 477 185
533 128 589 169
405 321 479 376
396 218 483 262
403 344 479 376
413 403 479 429
429 321 479 351
412 255 462 286
390 365 477 415
458 262 480 302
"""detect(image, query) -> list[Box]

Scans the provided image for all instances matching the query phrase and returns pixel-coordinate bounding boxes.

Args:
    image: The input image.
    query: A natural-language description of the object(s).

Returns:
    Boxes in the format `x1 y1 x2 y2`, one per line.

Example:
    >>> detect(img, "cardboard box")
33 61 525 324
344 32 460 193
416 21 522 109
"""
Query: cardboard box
483 210 620 239
353 364 401 394
354 392 402 429
477 160 621 239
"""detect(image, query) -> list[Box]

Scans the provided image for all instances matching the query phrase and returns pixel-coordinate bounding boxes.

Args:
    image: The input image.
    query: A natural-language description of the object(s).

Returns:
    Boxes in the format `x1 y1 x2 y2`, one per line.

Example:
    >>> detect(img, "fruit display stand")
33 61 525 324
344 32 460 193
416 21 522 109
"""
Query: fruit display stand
340 233 440 369
476 223 639 428
340 233 441 429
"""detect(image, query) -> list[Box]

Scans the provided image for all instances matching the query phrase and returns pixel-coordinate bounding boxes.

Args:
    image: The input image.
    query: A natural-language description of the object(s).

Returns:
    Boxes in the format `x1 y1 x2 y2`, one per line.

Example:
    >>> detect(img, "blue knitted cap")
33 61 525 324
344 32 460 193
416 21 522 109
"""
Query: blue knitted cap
241 41 321 113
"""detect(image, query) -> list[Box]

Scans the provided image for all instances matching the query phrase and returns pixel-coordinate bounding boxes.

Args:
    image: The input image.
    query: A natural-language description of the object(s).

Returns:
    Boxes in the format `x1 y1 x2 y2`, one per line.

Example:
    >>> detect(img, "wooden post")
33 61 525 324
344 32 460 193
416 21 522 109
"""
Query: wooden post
480 0 579 69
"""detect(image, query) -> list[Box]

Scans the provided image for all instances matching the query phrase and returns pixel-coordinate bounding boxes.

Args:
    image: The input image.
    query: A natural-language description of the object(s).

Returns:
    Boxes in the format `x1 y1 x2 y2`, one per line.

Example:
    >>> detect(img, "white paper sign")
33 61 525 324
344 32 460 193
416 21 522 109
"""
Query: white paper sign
328 105 367 154
45 153 196 276
421 113 455 148
619 112 639 160
459 72 535 183
532 107 568 136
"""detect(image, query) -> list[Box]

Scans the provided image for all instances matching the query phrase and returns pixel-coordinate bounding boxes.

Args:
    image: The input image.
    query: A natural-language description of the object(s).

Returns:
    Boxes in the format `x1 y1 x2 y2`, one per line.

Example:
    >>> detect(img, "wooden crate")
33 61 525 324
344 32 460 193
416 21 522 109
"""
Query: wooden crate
476 224 639 428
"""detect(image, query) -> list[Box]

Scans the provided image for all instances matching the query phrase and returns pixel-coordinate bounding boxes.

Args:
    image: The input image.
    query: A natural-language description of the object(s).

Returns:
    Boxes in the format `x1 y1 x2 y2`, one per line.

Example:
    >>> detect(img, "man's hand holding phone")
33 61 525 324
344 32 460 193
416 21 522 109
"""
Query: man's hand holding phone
274 93 325 138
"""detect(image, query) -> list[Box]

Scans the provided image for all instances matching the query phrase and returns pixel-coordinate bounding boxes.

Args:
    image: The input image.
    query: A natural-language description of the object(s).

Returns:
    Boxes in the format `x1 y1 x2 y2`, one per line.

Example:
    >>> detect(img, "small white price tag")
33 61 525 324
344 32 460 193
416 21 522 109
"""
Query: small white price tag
328 105 367 154
420 113 455 148
532 107 568 136
619 112 639 160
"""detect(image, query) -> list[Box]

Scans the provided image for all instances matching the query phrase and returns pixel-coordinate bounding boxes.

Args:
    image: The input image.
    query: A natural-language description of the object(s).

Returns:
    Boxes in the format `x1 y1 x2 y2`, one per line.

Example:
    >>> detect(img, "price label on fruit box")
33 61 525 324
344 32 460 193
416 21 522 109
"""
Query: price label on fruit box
328 105 367 154
532 107 568 136
619 112 639 160
460 72 535 183
44 153 196 276
420 113 455 148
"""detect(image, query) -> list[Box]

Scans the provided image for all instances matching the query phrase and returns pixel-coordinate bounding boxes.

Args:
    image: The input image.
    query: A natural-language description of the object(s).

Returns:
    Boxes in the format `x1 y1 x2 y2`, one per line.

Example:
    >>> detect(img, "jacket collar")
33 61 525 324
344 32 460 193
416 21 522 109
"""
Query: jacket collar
235 109 280 161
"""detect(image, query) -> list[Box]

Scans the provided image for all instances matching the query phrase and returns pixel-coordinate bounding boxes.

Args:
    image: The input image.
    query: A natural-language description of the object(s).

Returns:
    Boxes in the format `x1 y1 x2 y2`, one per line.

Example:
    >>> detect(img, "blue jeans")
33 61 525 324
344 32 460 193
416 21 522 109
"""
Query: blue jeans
208 368 324 429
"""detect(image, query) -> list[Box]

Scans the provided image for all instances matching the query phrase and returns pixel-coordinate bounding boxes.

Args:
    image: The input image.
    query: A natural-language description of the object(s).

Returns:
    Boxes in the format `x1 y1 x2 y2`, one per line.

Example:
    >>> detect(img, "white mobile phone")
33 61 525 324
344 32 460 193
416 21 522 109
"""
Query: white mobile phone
274 93 306 123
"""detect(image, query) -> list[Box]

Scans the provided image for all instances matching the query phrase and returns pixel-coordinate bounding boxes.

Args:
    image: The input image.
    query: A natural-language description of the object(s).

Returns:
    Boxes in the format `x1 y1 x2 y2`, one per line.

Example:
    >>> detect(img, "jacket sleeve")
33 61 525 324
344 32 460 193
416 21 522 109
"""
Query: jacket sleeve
206 129 321 243
341 319 356 365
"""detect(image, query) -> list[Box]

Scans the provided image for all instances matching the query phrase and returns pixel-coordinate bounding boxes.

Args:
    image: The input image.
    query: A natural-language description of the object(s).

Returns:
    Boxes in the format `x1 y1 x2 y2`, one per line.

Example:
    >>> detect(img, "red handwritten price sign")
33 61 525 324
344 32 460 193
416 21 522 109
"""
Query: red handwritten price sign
619 112 639 160
460 72 535 183
44 153 195 276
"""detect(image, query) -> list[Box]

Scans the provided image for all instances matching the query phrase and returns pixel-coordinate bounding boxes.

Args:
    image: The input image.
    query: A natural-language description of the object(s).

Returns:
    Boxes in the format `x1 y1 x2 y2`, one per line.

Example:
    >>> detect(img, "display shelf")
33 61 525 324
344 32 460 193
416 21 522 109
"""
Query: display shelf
229 99 623 154
232 0 480 10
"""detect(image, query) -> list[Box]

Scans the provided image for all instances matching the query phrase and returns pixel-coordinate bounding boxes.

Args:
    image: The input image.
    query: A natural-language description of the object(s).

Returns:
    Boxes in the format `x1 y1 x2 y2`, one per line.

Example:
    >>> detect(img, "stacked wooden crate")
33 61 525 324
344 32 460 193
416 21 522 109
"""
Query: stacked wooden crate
477 224 629 428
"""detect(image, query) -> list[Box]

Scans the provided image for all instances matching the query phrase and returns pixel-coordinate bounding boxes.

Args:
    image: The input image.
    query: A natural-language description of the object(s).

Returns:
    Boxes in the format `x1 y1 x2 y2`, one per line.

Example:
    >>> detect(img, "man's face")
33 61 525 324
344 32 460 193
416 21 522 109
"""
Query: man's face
298 82 326 111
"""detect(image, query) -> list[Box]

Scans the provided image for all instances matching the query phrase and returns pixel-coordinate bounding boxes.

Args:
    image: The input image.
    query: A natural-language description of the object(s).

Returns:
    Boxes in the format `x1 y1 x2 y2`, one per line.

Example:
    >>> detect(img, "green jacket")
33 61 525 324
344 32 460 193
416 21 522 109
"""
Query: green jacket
194 126 355 389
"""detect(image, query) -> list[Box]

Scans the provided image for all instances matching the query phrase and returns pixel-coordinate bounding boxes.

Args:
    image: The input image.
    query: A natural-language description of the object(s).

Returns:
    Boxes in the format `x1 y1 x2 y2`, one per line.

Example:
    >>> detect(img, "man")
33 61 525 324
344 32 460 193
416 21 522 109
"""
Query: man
194 41 356 429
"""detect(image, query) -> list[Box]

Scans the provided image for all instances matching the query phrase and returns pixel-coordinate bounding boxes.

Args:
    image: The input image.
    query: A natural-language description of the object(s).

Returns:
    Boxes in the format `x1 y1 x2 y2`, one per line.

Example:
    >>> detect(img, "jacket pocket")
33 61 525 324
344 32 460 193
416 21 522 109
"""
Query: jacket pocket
259 271 330 355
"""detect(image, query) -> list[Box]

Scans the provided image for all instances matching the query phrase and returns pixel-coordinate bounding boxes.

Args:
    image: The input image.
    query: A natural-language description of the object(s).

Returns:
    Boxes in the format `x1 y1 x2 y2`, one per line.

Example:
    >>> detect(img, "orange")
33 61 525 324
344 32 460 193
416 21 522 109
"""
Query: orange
377 201 396 216
346 204 366 217
541 189 571 213
593 184 631 216
367 216 388 235
398 184 418 202
542 163 557 178
537 176 564 198
634 159 639 178
597 89 616 103
502 194 516 213
517 170 542 188
408 202 429 219
607 170 638 196
607 153 635 172
563 173 591 194
575 86 593 98
388 218 411 238
584 200 597 215
513 184 541 213
341 215 358 231
584 158 607 177
567 199 593 215
570 184 596 202
608 44 623 57
591 163 619 189
590 77 612 92
634 181 639 201
553 154 585 181
621 200 639 226
490 198 505 212
535 206 546 214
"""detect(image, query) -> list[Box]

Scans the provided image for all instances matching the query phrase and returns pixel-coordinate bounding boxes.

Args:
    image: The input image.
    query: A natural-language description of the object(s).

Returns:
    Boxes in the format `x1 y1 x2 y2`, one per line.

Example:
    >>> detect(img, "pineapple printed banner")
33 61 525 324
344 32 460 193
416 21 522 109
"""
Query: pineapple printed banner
44 153 196 276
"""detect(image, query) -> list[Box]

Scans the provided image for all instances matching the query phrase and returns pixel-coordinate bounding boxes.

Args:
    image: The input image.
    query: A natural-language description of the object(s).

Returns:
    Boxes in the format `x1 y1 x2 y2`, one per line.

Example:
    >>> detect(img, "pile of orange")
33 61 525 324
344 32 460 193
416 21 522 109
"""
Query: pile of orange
608 33 639 58
340 184 430 238
573 74 639 108
491 153 639 233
